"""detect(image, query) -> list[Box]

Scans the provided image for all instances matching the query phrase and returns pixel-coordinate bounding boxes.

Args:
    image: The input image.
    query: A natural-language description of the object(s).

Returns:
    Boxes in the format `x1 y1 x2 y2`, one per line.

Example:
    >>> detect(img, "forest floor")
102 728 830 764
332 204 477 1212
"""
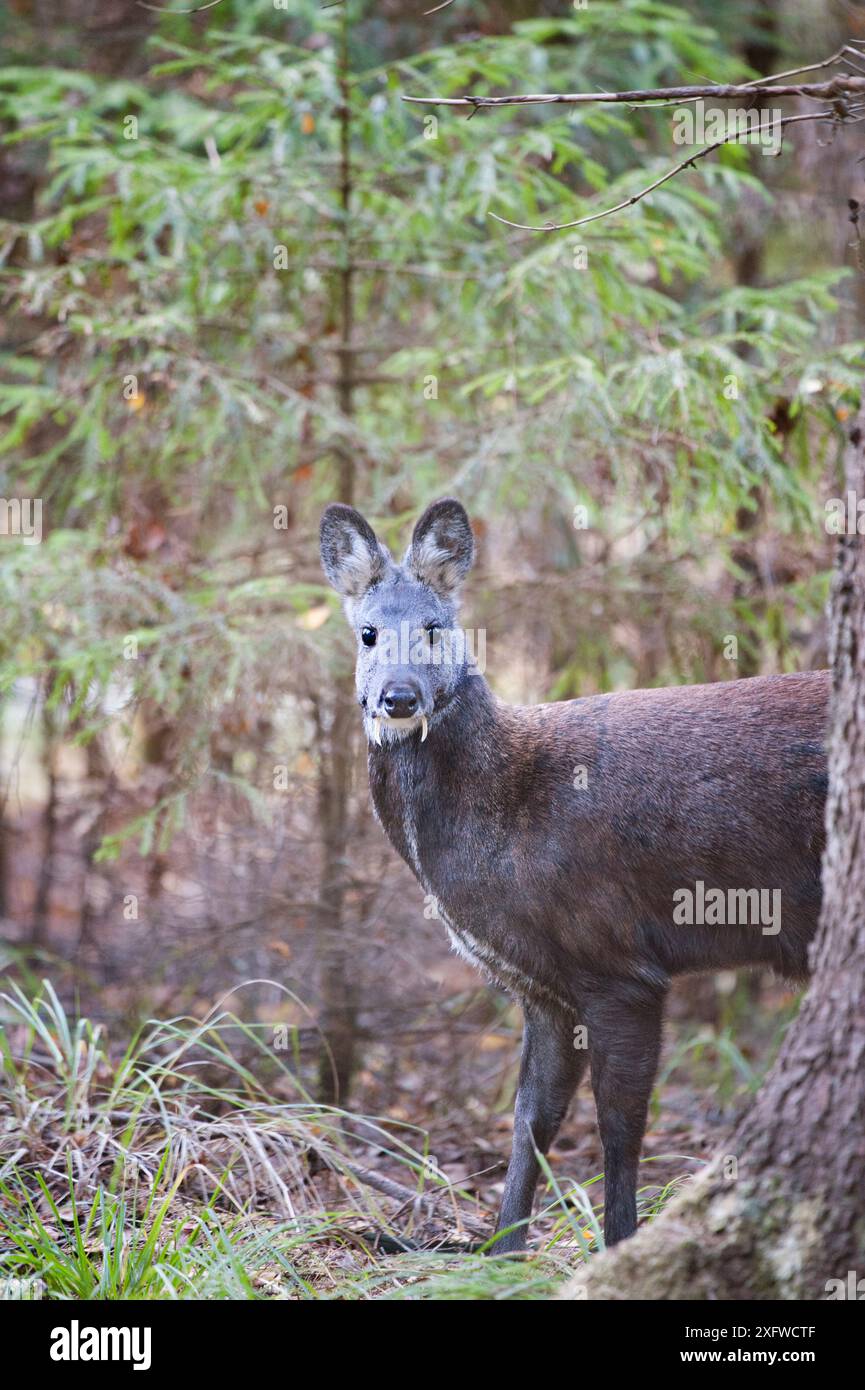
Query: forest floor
0 805 800 1299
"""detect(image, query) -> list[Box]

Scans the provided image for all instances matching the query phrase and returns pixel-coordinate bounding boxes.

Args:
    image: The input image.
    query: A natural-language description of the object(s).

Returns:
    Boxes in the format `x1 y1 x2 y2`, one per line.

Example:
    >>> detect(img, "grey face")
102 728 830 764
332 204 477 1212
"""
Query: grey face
319 498 475 744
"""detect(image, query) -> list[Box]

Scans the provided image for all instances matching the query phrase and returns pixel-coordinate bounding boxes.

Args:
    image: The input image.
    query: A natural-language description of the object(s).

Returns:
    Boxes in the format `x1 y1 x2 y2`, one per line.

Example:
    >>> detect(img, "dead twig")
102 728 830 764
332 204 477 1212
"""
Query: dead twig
489 110 839 232
401 71 865 111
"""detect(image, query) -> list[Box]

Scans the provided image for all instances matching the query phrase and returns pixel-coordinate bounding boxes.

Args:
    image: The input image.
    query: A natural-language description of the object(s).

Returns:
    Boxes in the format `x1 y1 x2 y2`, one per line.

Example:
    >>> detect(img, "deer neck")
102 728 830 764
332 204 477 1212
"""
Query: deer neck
367 670 504 887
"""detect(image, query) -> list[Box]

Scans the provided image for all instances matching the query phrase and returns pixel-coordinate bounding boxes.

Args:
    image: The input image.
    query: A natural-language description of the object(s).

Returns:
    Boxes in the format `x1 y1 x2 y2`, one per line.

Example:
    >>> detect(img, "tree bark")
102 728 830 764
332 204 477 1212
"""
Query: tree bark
563 397 865 1301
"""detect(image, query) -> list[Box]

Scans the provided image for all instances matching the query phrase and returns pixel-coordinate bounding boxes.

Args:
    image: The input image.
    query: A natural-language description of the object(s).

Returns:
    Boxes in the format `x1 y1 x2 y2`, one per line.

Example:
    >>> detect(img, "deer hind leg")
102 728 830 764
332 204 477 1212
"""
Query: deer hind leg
493 1002 588 1253
583 978 666 1246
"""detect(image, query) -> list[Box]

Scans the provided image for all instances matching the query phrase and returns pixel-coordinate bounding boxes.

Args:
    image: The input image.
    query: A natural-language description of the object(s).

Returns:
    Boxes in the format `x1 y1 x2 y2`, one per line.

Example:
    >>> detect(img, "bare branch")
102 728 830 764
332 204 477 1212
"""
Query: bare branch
402 43 865 234
574 48 865 116
136 0 224 13
401 74 865 110
741 44 861 87
489 111 836 233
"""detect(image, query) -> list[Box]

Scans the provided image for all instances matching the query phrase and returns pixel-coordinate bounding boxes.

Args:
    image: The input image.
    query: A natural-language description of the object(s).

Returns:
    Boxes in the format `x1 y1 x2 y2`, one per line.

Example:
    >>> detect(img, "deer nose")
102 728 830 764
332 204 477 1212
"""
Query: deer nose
383 685 419 718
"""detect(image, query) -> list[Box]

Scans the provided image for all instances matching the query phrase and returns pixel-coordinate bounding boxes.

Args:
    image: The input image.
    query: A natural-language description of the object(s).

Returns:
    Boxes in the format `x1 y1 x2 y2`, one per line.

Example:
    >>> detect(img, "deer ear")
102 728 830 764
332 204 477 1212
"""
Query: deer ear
320 504 388 597
407 498 474 597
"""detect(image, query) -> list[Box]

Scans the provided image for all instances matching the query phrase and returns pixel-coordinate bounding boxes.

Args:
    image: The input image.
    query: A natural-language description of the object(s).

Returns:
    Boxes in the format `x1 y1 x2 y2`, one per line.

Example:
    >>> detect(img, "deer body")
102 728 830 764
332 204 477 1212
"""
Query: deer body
320 498 829 1251
370 667 827 992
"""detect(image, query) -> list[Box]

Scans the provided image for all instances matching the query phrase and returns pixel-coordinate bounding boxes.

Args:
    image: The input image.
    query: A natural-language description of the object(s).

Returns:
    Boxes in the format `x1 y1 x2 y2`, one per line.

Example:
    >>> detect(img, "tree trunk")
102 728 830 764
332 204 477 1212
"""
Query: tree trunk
314 0 362 1107
563 398 865 1301
314 691 360 1107
31 703 59 947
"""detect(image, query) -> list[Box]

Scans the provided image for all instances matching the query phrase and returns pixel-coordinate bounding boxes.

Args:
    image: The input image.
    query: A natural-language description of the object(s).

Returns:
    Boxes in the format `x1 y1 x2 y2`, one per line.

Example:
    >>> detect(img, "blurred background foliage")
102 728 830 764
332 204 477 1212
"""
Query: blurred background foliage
0 0 863 1228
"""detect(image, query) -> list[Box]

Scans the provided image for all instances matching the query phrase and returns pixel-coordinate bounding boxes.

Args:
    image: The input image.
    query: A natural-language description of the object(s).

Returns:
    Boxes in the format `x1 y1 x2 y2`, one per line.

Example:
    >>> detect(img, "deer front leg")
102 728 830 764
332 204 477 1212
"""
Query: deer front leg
583 979 666 1246
493 1003 587 1254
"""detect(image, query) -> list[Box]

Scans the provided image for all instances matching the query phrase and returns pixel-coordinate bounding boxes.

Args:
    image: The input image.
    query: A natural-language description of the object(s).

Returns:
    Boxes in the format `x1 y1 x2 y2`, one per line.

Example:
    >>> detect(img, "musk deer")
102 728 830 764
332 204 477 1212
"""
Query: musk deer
319 497 829 1251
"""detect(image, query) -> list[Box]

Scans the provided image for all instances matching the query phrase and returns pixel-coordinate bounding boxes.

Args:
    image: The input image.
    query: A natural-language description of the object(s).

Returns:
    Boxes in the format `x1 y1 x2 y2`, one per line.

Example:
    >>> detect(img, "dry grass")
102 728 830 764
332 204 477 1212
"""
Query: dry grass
0 980 607 1299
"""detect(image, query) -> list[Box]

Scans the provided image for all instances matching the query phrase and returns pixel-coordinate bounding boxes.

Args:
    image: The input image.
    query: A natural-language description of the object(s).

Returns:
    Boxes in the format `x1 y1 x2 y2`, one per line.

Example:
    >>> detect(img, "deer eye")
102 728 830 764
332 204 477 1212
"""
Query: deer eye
426 624 441 645
361 626 377 647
